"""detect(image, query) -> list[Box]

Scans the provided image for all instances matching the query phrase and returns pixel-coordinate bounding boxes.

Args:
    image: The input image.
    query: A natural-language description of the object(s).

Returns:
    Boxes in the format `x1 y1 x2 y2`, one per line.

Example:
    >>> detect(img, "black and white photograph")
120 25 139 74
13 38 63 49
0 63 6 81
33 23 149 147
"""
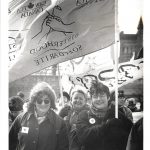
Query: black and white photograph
1 0 148 149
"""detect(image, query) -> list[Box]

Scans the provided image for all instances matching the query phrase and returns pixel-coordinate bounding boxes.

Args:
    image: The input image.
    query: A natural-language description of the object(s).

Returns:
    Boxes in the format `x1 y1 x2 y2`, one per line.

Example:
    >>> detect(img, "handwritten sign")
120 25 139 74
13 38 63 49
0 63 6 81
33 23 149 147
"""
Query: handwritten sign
69 59 143 91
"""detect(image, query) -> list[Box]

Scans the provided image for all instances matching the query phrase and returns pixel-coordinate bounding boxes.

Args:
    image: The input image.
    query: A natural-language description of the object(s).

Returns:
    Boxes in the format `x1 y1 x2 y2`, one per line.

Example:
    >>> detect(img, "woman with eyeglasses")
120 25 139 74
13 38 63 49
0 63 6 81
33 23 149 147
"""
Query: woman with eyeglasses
9 82 69 150
75 81 133 150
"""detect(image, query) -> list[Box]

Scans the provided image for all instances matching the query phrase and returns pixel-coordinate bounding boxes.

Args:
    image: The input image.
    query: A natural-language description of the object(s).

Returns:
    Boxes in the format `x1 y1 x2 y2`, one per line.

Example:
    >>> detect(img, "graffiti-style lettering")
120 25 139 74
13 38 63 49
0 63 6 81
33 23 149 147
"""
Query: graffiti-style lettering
98 69 114 81
69 59 143 91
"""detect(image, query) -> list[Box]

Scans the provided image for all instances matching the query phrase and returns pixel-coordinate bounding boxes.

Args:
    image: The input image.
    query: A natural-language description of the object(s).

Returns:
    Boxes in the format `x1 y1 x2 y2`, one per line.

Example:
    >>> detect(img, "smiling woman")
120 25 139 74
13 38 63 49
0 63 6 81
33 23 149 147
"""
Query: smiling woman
75 80 133 150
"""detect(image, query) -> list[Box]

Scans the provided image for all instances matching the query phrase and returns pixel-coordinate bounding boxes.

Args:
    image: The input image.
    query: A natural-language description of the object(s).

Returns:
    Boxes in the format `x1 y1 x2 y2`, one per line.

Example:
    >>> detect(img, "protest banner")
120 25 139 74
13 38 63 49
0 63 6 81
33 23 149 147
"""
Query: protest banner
9 0 52 67
69 58 143 92
9 0 115 82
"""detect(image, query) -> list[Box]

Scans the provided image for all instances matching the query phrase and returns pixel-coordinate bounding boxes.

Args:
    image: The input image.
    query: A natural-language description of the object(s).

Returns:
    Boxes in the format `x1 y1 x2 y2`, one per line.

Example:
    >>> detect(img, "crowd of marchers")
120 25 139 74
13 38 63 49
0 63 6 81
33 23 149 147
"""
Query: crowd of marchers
9 80 143 150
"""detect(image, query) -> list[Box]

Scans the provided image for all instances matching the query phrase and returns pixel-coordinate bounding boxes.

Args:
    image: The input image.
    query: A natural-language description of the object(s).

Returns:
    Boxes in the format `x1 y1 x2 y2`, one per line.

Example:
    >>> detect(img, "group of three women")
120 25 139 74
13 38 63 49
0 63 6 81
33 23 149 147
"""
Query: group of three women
9 81 133 150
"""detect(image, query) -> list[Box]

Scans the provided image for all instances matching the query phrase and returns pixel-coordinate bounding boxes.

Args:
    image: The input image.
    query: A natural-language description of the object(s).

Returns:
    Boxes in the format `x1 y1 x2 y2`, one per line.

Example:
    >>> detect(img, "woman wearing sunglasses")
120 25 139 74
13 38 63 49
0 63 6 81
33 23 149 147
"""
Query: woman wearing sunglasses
9 82 69 150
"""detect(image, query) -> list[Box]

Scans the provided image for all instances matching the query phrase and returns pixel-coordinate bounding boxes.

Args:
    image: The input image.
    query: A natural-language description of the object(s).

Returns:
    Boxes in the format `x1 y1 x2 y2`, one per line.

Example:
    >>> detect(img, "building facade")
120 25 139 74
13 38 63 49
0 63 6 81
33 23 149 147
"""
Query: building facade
119 17 143 63
119 17 143 102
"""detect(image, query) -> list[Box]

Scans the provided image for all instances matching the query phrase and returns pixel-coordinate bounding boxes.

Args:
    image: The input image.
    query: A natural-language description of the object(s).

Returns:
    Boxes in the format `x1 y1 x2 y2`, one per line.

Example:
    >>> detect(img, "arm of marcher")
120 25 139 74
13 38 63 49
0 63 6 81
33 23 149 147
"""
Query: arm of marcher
9 113 23 150
56 119 69 150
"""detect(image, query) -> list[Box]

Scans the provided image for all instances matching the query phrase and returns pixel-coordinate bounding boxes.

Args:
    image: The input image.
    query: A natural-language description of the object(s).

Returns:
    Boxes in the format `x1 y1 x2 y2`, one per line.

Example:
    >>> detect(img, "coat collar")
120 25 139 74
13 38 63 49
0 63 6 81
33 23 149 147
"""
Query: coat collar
27 109 56 126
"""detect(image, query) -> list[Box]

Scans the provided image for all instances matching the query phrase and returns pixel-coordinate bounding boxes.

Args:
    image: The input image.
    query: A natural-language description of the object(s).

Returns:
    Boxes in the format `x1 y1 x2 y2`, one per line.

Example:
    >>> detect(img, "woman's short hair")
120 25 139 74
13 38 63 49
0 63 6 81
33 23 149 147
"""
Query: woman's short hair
89 80 110 98
28 82 57 111
71 89 87 101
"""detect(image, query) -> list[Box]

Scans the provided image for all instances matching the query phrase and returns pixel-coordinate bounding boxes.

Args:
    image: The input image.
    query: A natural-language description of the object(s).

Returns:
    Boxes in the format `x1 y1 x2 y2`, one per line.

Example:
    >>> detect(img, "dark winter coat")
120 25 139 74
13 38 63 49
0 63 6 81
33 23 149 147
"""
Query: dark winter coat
61 104 89 150
126 117 143 150
9 109 69 150
65 104 90 131
59 104 72 119
75 106 133 150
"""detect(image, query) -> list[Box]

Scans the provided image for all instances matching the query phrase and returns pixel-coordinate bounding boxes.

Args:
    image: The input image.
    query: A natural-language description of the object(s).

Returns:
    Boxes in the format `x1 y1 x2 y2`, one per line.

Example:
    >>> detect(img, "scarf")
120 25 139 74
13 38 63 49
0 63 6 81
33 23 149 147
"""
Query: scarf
90 103 107 118
34 109 47 124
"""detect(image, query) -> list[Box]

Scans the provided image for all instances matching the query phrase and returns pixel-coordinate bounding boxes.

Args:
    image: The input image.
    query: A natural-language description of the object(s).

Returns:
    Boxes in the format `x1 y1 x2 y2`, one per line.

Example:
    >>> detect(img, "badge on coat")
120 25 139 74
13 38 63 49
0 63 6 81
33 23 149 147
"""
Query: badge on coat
21 127 29 134
89 118 96 124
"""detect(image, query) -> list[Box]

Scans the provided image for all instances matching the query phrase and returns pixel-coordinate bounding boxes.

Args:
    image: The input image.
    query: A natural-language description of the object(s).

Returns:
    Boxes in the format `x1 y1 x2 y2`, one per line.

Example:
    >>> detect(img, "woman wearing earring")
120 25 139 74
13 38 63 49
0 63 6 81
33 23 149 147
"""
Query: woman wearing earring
9 82 69 150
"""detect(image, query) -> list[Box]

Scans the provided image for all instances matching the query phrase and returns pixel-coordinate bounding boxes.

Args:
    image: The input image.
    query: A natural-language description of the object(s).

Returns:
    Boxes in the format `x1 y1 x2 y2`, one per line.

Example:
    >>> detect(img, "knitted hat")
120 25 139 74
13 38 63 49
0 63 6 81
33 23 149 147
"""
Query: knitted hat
9 96 24 111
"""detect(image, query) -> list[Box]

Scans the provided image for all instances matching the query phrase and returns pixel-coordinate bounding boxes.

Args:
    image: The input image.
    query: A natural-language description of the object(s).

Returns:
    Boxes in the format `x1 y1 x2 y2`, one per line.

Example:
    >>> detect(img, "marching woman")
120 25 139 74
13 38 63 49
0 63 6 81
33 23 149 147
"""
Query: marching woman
61 88 89 150
75 81 133 150
9 82 69 150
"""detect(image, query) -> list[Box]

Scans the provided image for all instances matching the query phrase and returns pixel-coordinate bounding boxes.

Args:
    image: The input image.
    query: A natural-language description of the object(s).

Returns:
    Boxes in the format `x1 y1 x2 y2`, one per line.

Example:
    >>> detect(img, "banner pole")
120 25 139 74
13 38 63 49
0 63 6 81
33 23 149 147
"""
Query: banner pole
57 64 64 107
114 0 119 118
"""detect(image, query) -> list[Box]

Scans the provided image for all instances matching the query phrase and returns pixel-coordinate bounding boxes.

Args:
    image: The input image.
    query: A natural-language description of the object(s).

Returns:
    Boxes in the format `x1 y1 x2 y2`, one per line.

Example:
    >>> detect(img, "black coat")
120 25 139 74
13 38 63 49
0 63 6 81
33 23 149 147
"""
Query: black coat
9 110 69 150
75 106 133 150
126 117 143 150
59 105 72 119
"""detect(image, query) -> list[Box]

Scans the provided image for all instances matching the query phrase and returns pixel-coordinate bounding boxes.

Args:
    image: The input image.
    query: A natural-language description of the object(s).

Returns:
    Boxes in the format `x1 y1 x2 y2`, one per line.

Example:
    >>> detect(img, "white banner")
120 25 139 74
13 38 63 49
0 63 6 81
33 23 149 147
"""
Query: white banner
8 0 52 67
69 59 143 92
9 0 115 82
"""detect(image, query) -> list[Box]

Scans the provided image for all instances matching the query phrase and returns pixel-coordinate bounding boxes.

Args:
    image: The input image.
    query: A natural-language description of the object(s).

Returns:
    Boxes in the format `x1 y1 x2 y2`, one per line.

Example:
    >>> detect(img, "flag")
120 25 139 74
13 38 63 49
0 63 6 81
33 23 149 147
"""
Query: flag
69 58 143 92
9 0 115 82
8 0 52 67
9 0 52 31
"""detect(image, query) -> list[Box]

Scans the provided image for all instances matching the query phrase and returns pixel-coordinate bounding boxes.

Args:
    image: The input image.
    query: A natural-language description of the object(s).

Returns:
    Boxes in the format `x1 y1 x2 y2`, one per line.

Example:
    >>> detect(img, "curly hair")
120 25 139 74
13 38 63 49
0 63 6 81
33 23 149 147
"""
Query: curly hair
28 82 57 112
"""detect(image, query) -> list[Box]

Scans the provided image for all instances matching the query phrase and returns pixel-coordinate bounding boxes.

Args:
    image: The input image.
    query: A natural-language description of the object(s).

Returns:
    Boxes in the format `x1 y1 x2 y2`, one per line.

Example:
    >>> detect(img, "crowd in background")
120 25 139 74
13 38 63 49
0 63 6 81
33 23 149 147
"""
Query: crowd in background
9 81 143 150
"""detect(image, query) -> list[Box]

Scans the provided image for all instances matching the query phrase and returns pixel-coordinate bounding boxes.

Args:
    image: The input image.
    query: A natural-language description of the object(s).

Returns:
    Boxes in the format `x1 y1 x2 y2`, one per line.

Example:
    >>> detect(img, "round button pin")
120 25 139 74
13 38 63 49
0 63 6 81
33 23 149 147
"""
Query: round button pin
89 118 96 124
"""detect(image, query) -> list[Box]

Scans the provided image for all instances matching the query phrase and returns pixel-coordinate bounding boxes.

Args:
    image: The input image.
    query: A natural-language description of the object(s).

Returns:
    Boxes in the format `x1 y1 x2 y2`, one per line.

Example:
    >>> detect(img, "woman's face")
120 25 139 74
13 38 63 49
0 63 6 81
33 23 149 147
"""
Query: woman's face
35 93 51 116
71 92 86 109
92 92 109 110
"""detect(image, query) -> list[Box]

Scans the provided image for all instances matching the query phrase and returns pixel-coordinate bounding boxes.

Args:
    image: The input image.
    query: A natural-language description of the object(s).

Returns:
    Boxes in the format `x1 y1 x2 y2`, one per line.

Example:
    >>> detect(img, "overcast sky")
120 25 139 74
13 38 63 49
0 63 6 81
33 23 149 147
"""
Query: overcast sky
118 0 143 34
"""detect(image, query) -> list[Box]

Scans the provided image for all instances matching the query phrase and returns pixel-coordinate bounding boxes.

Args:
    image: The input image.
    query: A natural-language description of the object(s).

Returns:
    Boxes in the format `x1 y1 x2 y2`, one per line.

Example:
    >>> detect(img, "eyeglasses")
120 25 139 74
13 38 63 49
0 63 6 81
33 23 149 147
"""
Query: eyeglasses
36 99 50 104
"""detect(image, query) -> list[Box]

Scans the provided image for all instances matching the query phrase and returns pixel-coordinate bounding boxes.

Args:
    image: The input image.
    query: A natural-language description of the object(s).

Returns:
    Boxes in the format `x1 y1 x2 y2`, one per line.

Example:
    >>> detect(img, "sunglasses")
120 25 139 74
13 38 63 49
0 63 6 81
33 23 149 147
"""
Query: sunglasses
36 99 50 104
